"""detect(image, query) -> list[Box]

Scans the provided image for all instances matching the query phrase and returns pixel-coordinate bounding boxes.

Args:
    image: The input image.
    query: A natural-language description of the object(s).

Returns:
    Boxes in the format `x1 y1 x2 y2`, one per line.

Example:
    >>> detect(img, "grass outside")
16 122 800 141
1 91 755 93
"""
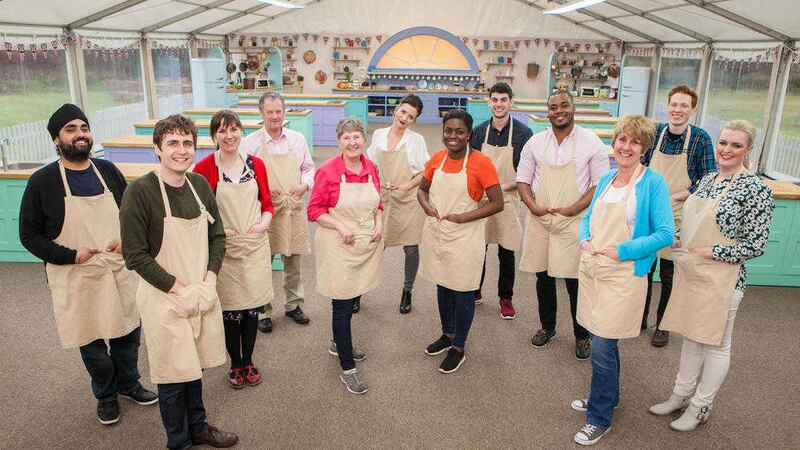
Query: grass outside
0 90 119 128
657 87 800 138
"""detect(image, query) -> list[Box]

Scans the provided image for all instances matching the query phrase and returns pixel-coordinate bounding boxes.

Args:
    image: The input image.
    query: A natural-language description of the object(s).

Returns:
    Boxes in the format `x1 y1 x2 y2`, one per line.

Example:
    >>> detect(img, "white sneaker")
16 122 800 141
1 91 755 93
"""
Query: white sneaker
574 423 609 446
670 403 711 431
649 393 690 416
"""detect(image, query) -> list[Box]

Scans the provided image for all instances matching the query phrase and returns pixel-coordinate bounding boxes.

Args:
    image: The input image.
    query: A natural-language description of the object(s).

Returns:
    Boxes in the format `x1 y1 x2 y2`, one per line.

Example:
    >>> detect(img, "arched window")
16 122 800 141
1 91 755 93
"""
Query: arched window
368 27 479 76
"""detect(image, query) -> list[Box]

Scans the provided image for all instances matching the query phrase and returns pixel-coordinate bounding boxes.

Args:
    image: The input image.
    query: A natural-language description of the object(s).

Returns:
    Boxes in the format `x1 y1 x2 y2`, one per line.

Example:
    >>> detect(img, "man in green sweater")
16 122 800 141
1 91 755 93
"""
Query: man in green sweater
120 115 237 449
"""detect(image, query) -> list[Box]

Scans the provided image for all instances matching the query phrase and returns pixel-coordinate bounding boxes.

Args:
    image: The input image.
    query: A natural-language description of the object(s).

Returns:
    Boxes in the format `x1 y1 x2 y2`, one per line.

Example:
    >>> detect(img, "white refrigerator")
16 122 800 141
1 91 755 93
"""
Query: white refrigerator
618 66 650 117
190 58 227 108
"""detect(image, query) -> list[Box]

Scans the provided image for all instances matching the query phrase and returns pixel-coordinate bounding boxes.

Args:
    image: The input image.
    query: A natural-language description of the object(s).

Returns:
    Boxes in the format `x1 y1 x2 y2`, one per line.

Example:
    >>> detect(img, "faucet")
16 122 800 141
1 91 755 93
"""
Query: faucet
1 138 8 172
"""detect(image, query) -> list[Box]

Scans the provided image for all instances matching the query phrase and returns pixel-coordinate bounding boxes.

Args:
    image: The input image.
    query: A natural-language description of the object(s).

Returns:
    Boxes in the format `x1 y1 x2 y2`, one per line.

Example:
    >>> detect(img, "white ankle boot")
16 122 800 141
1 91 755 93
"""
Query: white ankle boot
649 394 690 416
670 403 711 431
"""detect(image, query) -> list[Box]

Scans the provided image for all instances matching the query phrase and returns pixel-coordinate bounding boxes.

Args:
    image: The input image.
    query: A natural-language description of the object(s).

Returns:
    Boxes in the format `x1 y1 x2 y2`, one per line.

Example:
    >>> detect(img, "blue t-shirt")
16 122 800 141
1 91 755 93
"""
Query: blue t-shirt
65 166 104 197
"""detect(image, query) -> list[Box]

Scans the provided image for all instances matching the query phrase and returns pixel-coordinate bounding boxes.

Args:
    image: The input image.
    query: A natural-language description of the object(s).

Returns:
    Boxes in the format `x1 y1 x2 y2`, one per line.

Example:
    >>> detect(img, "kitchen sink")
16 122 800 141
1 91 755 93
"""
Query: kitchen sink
3 162 46 171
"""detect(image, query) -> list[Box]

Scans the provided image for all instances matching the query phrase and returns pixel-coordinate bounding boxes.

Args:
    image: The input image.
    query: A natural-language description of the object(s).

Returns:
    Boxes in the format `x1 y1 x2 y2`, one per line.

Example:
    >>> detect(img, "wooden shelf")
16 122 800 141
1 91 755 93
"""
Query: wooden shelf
333 46 371 50
477 48 517 54
332 59 361 63
496 76 514 79
556 51 615 57
486 63 515 66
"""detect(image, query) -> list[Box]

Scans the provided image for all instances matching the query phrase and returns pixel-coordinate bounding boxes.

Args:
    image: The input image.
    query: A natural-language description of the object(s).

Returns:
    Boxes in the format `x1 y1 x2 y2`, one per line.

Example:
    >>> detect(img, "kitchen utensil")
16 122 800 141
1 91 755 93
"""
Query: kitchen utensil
226 63 236 74
607 64 620 78
527 63 540 79
247 59 259 71
315 70 327 84
417 79 428 89
571 64 583 78
333 51 340 60
303 50 316 64
239 61 248 72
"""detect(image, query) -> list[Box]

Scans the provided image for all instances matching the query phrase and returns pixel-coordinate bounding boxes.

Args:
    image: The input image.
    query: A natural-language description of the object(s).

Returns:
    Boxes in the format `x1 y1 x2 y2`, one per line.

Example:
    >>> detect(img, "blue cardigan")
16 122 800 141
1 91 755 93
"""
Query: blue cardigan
579 167 674 276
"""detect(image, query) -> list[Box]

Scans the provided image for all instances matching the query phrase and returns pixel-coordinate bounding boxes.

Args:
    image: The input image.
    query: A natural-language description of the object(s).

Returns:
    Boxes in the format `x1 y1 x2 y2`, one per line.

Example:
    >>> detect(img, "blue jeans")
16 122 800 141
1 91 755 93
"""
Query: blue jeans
78 327 142 400
437 285 475 349
332 297 358 371
587 336 620 428
158 380 208 450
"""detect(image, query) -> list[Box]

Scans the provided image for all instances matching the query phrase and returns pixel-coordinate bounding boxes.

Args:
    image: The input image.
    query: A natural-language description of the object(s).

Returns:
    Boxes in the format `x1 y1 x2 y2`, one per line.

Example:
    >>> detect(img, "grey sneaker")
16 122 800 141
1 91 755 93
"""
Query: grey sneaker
340 369 368 394
571 397 621 412
531 329 556 348
329 341 366 361
574 423 609 446
575 338 591 360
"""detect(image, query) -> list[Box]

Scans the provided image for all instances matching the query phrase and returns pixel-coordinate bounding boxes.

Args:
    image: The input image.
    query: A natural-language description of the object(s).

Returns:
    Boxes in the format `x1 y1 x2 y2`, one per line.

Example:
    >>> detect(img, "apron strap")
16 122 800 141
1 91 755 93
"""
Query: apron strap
507 119 514 147
156 170 213 223
156 169 173 218
215 151 251 183
58 161 73 198
184 174 214 224
437 148 470 173
599 164 643 200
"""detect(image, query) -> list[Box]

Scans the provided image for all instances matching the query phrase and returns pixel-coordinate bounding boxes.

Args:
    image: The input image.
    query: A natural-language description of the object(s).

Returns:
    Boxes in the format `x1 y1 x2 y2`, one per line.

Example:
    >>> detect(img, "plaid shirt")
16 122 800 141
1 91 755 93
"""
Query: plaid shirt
642 123 717 193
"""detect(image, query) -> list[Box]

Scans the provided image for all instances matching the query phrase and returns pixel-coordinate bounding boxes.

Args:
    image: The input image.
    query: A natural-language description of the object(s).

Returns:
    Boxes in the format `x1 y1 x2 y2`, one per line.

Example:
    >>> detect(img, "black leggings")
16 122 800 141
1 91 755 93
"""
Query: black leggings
223 315 258 368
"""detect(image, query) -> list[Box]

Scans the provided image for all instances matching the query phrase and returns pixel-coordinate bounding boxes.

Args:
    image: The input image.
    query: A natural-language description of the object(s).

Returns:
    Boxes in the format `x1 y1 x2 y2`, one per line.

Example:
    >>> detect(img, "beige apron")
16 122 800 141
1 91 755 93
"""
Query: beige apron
660 172 742 346
46 161 139 349
519 132 583 278
377 142 426 247
649 126 692 260
136 170 226 384
481 120 523 251
213 153 274 311
577 165 648 339
419 150 486 292
262 138 310 256
314 173 383 299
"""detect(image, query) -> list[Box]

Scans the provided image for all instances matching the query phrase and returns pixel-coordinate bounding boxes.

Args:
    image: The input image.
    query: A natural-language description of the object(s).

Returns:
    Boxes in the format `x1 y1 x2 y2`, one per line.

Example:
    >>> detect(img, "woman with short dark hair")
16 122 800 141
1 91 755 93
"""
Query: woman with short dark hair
193 109 274 389
366 94 429 314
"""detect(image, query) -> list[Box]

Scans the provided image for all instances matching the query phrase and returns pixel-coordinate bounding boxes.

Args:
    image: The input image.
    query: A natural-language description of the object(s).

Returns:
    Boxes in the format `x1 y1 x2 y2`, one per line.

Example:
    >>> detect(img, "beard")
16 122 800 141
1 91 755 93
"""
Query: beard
550 117 574 130
57 137 93 162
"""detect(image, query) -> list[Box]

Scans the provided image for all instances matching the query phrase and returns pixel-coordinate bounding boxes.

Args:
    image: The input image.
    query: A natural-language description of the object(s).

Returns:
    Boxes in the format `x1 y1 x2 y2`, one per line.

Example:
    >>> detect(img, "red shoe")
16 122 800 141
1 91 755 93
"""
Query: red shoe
499 299 516 320
243 364 262 386
474 291 483 305
227 368 245 389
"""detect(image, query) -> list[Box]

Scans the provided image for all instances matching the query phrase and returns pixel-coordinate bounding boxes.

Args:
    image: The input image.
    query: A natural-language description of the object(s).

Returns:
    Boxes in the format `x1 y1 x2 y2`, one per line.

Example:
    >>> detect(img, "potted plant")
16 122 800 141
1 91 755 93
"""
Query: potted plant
297 75 304 88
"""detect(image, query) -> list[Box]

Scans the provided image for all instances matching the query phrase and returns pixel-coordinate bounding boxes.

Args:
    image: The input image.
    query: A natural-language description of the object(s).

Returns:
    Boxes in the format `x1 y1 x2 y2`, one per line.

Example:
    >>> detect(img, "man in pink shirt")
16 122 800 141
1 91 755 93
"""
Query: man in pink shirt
516 91 609 360
240 93 316 332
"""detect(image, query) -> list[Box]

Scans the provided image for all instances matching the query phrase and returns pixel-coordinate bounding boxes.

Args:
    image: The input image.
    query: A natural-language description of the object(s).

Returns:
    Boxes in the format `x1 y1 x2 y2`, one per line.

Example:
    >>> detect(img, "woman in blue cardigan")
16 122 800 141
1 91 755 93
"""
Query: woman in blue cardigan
570 115 674 446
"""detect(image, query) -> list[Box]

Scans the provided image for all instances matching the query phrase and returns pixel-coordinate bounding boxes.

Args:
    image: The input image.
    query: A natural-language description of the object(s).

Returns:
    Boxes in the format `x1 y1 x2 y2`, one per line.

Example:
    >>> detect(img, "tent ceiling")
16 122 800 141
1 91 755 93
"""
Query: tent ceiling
0 0 796 44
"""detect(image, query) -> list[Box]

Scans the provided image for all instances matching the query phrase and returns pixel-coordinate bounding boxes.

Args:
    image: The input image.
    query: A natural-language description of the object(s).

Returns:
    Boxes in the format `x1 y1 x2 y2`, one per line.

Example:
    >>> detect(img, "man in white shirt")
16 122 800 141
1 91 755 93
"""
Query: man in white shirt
516 90 610 360
240 93 316 332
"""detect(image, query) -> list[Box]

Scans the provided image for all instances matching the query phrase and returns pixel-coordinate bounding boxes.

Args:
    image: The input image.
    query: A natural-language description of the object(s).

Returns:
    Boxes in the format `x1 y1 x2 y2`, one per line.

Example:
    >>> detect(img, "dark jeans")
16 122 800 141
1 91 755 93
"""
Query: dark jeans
476 245 515 300
332 297 358 371
78 326 142 400
437 285 476 349
158 380 208 450
535 272 589 339
587 336 620 428
644 258 674 328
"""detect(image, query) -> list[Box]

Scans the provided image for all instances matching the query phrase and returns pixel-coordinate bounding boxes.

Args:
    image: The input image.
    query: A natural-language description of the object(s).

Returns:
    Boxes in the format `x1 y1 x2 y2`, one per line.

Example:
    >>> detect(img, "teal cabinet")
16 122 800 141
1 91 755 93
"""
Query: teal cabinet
746 198 800 286
466 100 491 124
0 177 38 262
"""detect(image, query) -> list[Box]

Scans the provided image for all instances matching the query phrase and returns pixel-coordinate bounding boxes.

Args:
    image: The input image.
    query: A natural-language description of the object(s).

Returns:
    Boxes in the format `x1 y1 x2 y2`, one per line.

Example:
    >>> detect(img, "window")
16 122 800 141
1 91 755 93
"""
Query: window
0 49 71 127
152 47 193 115
769 59 800 179
703 56 772 151
655 57 702 122
83 47 144 112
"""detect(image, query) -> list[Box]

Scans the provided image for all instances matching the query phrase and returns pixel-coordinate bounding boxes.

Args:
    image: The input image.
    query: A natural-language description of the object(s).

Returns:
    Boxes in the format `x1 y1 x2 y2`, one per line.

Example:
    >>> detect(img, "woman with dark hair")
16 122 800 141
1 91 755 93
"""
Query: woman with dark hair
418 109 503 374
193 109 274 389
366 94 429 314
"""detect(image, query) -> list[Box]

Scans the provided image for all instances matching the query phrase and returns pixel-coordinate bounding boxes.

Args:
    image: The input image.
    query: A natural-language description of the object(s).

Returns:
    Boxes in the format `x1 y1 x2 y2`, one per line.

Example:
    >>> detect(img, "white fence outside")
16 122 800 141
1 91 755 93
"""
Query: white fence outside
0 94 193 163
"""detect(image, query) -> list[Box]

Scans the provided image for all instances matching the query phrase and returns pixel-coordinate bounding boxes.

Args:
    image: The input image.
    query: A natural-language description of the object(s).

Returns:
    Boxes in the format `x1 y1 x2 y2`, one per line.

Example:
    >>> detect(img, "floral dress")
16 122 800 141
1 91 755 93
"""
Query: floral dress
683 172 774 292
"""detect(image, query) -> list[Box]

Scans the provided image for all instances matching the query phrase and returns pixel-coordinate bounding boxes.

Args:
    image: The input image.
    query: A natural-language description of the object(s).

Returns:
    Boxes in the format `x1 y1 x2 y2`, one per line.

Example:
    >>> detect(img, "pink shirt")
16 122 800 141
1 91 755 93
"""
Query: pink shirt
516 125 610 194
239 127 316 188
307 154 383 222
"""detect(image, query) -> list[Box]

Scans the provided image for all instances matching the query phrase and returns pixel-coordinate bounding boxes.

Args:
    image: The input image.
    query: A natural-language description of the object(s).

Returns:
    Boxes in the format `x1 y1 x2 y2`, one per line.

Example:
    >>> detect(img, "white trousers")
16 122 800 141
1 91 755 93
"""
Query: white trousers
672 289 744 408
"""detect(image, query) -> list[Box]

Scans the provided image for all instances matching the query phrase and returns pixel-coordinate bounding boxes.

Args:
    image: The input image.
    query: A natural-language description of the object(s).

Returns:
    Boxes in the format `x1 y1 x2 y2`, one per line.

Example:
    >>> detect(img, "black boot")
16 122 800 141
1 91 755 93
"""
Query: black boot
352 298 361 313
399 290 412 314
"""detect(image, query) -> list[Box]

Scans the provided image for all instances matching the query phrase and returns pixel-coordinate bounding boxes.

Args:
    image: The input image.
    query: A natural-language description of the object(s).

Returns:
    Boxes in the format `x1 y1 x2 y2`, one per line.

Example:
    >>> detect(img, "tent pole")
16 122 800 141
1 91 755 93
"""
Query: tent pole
646 44 662 117
140 34 159 119
64 27 90 112
755 44 793 175
694 44 714 127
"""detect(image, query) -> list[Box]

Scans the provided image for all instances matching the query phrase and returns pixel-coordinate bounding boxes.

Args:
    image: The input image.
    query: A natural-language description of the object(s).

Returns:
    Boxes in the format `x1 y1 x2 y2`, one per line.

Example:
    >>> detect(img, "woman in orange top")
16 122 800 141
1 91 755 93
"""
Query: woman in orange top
418 109 504 374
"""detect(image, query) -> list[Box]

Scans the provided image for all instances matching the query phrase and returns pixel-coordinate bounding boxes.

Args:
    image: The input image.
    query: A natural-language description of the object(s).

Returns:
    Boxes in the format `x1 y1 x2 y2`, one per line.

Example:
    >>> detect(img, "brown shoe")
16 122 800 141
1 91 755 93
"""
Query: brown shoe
192 425 239 448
